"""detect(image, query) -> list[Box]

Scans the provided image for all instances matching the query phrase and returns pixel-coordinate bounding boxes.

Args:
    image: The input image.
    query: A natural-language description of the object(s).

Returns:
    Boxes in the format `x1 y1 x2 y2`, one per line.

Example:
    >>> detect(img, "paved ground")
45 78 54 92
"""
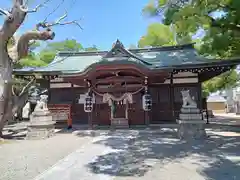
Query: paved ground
34 128 239 180
0 132 93 180
210 113 240 126
0 115 239 180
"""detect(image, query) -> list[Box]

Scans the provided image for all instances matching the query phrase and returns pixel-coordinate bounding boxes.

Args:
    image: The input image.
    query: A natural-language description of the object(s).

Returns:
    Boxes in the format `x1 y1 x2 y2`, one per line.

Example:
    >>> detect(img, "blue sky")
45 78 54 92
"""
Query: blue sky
1 0 154 50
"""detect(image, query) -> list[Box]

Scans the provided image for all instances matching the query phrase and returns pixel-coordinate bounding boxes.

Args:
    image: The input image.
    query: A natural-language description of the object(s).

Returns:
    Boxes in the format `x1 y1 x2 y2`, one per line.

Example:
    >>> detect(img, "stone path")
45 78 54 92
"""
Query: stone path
32 129 240 180
34 135 115 180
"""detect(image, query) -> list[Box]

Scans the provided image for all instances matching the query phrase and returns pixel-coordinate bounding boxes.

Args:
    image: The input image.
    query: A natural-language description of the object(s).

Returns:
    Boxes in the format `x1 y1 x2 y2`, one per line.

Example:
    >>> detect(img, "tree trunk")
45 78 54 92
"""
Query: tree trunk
12 92 29 116
0 43 13 137
0 0 71 136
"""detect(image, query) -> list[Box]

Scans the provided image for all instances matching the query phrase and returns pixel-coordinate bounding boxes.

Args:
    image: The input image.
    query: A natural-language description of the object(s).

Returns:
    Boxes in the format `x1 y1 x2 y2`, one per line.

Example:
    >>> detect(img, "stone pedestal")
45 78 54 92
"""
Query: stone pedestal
177 106 206 140
26 110 55 140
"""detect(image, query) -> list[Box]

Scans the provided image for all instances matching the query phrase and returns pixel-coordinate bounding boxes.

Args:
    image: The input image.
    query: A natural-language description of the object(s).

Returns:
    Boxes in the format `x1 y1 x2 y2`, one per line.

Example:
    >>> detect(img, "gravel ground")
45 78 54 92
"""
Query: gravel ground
0 132 93 180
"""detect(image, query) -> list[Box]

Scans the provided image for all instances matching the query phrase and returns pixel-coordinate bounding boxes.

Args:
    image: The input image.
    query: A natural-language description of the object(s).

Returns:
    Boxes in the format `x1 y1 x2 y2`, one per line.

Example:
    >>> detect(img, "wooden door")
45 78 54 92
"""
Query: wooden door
71 104 88 124
149 85 173 123
94 104 111 125
128 93 145 125
113 101 125 118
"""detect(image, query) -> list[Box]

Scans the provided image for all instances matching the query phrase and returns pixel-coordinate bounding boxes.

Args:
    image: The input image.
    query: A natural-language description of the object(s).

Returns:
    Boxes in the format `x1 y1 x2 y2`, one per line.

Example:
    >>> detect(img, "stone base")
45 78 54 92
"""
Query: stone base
26 112 55 140
179 113 202 120
181 106 200 113
178 121 207 140
32 110 51 116
26 125 55 140
177 106 207 140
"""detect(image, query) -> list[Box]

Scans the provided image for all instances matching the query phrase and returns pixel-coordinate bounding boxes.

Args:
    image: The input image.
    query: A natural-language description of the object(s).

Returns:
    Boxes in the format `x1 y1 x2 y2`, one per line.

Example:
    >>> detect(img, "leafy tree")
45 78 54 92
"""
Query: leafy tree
35 41 98 66
85 45 98 51
138 23 192 48
37 39 84 64
0 0 81 136
138 23 176 48
143 0 240 96
14 41 46 68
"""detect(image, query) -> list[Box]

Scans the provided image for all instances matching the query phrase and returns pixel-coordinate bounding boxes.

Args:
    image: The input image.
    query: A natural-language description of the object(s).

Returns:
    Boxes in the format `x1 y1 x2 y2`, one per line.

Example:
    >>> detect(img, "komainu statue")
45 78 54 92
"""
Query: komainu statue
181 89 197 107
34 95 49 112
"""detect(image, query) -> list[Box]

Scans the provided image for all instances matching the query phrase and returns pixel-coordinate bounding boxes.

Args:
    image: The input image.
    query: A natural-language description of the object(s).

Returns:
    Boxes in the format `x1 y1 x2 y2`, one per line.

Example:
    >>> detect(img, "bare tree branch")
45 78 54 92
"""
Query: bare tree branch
12 77 35 96
55 12 68 24
57 20 83 29
15 29 55 60
38 12 83 29
42 0 65 22
26 0 52 13
0 0 53 41
7 10 81 62
19 77 35 96
9 77 35 118
12 86 17 96
12 92 28 116
0 1 27 41
0 9 12 20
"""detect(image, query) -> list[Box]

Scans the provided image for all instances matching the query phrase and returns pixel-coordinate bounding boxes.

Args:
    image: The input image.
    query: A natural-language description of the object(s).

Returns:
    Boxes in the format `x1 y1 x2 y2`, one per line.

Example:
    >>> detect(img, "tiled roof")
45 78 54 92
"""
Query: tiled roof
13 40 240 75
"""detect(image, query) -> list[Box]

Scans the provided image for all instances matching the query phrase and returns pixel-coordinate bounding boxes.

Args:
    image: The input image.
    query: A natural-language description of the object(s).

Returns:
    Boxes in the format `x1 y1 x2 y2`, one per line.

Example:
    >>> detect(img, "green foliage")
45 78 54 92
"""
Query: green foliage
14 39 99 69
46 39 83 52
84 45 98 51
19 56 47 68
143 0 240 96
202 70 239 97
138 23 192 48
13 39 97 91
13 41 45 68
138 23 176 48
35 39 84 65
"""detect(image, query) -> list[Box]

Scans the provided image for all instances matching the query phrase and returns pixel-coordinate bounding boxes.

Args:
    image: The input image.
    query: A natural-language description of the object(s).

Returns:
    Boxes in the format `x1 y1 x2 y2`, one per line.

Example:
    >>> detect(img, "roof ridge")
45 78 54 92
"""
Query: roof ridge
103 39 152 66
129 43 195 53
57 51 107 57
56 43 195 57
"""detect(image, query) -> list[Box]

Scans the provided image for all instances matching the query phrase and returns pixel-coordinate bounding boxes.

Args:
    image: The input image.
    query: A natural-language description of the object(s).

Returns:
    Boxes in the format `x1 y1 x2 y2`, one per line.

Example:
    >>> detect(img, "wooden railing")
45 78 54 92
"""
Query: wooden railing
48 104 72 128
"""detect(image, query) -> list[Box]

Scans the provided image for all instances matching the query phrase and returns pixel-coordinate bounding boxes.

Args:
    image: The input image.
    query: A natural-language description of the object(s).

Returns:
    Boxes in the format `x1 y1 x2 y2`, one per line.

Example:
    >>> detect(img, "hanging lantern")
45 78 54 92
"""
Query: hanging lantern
84 95 93 112
142 94 152 111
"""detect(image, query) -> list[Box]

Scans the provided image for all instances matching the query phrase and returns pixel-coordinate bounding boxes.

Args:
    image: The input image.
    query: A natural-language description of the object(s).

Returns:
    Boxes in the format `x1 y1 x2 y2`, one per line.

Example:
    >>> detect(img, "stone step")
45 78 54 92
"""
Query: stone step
179 113 202 120
111 118 129 128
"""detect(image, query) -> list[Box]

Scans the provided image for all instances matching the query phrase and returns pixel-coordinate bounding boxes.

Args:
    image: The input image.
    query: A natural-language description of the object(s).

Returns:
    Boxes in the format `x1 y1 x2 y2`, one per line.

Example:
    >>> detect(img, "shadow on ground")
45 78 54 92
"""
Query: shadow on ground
79 128 240 180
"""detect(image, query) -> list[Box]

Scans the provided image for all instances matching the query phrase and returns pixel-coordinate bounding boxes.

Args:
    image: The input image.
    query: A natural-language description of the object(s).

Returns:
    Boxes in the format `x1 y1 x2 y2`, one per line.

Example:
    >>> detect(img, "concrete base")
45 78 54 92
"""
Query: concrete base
178 121 207 140
26 125 55 140
177 107 207 140
26 110 55 140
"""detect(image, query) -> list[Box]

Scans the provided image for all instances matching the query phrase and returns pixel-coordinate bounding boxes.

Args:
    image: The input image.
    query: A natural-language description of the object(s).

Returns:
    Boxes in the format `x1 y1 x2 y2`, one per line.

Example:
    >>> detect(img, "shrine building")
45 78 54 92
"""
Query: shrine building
14 40 240 128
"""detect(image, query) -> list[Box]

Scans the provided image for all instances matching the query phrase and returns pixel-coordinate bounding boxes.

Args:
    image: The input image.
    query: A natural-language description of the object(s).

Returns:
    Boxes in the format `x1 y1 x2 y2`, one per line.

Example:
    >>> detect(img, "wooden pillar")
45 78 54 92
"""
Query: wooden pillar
88 112 92 129
67 105 72 129
125 101 128 119
170 72 175 121
144 111 150 125
198 82 203 110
